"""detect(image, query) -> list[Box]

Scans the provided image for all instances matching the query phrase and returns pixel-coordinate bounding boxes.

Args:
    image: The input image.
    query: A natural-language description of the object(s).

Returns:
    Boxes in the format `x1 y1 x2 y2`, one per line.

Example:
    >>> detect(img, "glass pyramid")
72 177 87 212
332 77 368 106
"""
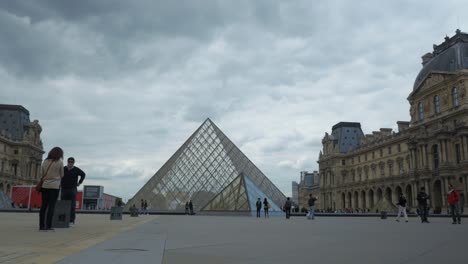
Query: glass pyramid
200 173 282 212
126 119 286 212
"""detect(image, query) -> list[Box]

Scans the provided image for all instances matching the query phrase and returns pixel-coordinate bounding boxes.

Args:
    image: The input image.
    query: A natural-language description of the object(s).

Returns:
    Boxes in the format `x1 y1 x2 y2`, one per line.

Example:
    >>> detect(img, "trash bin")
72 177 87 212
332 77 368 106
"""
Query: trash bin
380 211 387 219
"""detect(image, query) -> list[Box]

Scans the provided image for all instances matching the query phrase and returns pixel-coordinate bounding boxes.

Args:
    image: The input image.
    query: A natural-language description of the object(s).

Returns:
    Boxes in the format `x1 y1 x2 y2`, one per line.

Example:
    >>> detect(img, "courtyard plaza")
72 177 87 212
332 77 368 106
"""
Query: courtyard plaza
0 213 466 263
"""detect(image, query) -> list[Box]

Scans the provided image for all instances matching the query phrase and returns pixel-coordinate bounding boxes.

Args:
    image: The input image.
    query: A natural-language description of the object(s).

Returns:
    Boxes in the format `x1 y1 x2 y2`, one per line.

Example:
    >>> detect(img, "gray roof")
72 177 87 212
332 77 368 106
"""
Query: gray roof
413 29 468 91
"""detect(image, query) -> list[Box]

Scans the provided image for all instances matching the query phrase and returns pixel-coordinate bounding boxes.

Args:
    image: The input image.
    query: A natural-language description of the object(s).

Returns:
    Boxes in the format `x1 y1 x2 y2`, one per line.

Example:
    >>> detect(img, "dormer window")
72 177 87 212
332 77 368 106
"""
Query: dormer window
452 87 459 107
434 95 440 113
418 102 424 120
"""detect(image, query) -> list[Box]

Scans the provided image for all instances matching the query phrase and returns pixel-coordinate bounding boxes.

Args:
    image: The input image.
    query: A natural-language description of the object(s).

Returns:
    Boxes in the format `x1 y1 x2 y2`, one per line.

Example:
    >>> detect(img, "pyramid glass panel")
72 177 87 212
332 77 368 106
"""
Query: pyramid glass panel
125 119 286 212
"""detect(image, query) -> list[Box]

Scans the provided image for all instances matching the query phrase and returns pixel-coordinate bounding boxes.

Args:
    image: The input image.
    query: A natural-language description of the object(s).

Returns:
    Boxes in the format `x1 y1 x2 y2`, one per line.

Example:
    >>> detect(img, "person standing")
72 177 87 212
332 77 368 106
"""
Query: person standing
447 184 461 224
185 201 189 215
189 200 194 215
284 197 292 219
140 199 144 215
39 147 64 231
263 198 269 218
396 194 408 222
144 200 148 215
61 157 85 225
256 198 262 218
307 194 317 220
417 187 430 223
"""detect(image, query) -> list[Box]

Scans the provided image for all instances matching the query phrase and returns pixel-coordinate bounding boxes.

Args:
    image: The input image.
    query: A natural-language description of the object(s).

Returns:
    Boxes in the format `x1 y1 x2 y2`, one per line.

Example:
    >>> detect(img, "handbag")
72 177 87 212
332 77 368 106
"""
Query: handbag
35 161 53 192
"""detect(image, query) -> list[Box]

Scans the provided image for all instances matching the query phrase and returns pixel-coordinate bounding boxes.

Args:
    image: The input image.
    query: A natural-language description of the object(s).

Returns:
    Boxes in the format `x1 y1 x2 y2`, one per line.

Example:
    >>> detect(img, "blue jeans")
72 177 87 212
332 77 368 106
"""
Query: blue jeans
308 206 315 219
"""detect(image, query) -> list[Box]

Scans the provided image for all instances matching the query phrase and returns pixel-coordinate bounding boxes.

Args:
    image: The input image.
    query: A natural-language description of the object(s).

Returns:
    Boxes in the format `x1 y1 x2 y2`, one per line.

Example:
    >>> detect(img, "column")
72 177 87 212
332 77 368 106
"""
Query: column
442 177 448 208
439 140 445 163
412 182 418 208
365 191 370 210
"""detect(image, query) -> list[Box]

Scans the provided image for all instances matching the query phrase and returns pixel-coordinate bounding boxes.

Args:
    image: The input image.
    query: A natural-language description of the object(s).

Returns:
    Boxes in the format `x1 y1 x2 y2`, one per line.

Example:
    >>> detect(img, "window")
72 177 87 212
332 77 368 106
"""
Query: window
397 144 401 152
418 102 424 120
372 152 375 159
342 159 346 165
398 159 404 175
389 163 393 176
452 87 459 107
365 154 367 161
380 164 385 177
380 149 383 157
455 144 461 164
358 156 361 163
434 95 440 113
388 147 392 155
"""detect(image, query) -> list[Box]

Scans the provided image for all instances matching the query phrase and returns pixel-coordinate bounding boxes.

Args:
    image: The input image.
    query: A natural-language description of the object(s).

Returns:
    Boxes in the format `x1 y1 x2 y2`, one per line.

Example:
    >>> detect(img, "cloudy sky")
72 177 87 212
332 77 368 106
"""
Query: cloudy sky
1 1 467 200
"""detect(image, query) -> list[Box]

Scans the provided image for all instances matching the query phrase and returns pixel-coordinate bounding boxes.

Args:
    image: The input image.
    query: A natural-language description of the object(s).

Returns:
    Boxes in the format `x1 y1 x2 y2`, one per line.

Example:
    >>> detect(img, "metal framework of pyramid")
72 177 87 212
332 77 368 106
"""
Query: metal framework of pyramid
125 119 286 212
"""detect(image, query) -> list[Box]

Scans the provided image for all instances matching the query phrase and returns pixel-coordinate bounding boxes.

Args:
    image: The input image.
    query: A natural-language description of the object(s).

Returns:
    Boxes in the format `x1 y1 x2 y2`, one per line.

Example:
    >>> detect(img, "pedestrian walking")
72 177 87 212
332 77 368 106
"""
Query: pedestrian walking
38 147 64 231
189 200 194 215
263 198 269 218
185 201 189 215
307 194 317 220
256 198 262 218
417 187 430 223
140 199 144 215
144 200 148 215
447 184 461 224
61 157 86 225
284 197 292 219
396 193 408 222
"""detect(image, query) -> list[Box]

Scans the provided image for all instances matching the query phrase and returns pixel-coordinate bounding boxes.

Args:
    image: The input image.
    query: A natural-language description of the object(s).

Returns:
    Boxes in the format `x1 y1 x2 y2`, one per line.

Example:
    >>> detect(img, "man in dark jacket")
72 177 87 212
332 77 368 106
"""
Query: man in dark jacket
308 194 317 220
61 157 86 224
284 197 292 219
417 187 430 223
256 198 262 218
189 200 194 215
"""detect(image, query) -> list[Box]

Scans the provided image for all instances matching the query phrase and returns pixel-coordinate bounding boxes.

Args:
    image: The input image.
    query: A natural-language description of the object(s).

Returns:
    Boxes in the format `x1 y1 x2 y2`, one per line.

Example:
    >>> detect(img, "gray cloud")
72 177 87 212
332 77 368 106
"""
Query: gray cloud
1 1 467 199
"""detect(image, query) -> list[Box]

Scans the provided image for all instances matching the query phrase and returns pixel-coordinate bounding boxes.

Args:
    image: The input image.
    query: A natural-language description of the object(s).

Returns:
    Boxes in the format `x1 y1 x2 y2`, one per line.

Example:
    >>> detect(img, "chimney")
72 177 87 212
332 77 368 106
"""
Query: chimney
380 128 392 137
397 121 410 132
421 52 433 66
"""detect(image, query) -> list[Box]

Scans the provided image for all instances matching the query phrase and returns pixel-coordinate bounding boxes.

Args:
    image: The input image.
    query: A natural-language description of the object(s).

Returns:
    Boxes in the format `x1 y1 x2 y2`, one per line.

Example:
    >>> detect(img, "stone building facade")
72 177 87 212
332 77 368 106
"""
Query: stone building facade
318 30 468 213
0 105 44 196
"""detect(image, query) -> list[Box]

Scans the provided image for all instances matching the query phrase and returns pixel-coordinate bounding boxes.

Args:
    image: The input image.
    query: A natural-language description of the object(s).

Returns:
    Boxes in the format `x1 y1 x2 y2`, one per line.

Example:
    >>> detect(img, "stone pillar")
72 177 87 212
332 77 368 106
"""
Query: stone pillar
461 136 467 161
439 140 445 163
423 180 429 206
445 140 450 163
365 191 370 210
442 177 448 208
412 182 418 208
391 188 399 204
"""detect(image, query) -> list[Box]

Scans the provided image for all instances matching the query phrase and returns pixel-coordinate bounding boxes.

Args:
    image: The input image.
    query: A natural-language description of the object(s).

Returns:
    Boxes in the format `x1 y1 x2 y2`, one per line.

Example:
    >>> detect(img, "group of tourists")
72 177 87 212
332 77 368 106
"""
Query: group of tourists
255 198 271 217
38 147 86 231
140 199 148 215
395 185 462 224
185 200 194 215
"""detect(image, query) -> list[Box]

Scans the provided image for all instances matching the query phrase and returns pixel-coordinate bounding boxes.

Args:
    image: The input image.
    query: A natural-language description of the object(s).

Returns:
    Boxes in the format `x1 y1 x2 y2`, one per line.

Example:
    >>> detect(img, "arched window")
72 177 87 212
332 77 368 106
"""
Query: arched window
418 102 424 120
434 95 440 113
452 87 459 107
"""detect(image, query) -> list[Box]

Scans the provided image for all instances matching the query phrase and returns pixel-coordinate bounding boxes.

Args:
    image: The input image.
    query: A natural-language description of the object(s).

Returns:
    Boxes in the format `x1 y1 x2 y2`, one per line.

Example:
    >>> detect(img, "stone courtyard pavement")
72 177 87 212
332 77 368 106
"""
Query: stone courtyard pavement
0 213 466 264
